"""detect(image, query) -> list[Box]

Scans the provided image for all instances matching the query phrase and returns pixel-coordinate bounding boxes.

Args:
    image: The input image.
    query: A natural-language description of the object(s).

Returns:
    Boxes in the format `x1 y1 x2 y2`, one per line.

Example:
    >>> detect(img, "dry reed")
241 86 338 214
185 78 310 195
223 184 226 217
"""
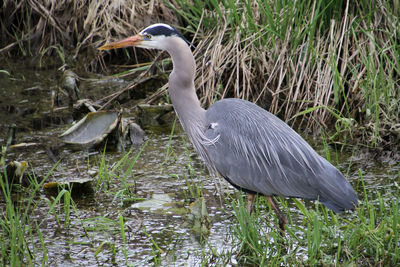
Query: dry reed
1 0 399 148
0 0 177 58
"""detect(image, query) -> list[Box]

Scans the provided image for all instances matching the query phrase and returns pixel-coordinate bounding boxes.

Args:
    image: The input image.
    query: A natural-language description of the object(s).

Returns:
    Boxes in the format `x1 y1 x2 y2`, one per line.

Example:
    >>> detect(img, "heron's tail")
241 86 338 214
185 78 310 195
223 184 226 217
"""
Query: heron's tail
318 167 358 213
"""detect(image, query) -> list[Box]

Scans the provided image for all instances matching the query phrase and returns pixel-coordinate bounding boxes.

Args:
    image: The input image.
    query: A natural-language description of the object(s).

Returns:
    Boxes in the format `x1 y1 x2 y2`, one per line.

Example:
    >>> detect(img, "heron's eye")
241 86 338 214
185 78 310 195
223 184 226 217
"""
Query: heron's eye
145 34 152 40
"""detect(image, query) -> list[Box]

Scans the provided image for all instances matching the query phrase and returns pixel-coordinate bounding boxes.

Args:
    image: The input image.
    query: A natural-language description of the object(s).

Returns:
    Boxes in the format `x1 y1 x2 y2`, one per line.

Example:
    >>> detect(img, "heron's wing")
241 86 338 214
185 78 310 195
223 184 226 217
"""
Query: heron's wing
204 99 357 212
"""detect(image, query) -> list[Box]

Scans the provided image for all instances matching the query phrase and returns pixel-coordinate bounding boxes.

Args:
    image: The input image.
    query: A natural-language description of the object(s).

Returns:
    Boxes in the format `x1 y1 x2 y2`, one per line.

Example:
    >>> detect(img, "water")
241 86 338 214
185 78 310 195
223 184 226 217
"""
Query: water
0 59 398 266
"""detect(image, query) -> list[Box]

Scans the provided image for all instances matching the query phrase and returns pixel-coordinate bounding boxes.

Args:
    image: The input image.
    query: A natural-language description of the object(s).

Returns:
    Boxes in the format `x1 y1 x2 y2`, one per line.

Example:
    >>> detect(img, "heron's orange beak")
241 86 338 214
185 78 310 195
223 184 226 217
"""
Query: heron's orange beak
98 34 144 50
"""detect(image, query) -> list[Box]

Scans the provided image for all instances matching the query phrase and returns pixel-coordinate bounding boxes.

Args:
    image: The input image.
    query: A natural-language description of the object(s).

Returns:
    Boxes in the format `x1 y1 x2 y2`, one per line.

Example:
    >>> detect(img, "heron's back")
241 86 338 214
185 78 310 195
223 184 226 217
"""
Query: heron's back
203 98 357 212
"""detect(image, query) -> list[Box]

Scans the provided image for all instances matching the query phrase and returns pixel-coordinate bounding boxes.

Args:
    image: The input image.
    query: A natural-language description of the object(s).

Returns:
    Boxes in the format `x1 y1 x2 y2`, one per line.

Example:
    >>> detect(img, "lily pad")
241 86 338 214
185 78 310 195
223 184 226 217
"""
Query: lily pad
59 111 118 147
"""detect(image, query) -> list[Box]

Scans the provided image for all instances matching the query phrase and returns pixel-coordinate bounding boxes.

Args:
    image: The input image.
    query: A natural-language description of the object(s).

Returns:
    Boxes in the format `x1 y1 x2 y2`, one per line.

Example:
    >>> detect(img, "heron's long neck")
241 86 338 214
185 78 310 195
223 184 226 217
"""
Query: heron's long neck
166 38 206 130
165 37 211 168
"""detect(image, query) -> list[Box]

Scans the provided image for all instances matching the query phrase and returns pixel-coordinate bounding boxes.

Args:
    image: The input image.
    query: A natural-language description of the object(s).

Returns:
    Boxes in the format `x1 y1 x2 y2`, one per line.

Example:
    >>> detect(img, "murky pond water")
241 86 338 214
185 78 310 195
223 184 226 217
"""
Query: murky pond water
1 59 399 266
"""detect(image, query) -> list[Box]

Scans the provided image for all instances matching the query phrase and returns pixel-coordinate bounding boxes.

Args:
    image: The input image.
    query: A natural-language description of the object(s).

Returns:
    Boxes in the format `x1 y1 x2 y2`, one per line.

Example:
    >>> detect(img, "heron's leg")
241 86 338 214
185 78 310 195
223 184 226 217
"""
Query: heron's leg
247 193 256 214
266 196 287 231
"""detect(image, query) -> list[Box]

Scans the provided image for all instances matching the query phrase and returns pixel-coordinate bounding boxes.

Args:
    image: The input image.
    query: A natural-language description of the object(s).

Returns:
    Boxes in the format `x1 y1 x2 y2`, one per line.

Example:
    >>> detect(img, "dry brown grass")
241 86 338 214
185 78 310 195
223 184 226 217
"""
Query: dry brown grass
0 0 177 60
188 1 399 148
1 0 399 147
191 3 339 128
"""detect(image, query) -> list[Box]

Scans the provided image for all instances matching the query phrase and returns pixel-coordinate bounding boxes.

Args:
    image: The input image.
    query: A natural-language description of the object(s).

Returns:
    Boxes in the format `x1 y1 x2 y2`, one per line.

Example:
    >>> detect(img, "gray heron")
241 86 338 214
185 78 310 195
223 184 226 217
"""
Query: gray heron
99 23 358 231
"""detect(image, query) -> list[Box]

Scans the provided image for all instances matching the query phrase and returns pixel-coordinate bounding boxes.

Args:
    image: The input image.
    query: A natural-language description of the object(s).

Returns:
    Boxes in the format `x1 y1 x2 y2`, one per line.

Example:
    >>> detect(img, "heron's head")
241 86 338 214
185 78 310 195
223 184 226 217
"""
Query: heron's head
99 23 189 51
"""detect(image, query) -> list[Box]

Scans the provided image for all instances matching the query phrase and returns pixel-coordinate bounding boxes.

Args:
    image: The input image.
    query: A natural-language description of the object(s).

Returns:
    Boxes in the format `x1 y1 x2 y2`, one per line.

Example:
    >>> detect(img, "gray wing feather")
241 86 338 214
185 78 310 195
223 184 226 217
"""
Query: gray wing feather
204 98 357 212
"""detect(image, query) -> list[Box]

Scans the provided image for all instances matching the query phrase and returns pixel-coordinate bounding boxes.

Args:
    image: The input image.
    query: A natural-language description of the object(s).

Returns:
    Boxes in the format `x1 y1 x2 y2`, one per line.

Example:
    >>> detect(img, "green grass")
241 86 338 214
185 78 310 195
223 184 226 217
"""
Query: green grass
0 136 398 265
165 0 400 148
3 1 399 146
0 165 52 265
143 227 164 265
119 215 129 265
162 116 204 201
2 2 399 263
229 195 288 265
228 173 400 266
180 136 204 200
0 143 148 265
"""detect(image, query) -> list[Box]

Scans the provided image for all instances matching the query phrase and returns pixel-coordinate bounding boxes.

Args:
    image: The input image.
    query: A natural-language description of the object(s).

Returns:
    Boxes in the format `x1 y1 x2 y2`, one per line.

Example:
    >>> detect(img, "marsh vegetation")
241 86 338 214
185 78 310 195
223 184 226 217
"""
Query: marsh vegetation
1 0 399 266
